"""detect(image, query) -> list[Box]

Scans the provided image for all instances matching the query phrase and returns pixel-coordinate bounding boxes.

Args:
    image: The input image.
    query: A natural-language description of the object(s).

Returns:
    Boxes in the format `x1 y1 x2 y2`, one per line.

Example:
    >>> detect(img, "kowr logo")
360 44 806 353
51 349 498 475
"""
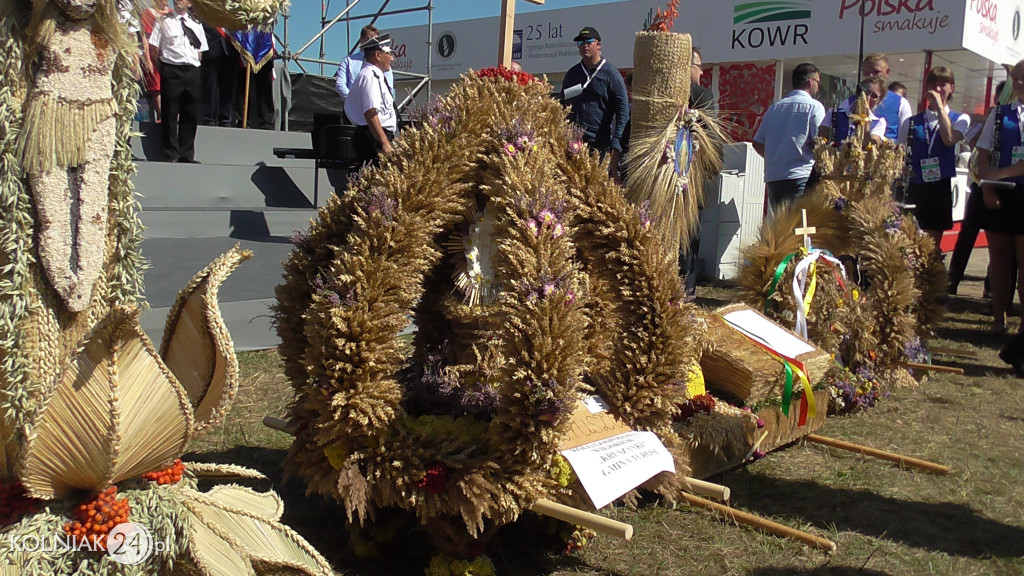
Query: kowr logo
437 32 456 59
731 0 811 50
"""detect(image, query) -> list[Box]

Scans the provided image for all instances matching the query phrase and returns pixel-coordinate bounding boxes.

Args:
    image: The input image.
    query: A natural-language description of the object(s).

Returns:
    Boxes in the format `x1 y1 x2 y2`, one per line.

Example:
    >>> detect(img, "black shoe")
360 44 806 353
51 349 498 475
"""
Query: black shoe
947 283 958 295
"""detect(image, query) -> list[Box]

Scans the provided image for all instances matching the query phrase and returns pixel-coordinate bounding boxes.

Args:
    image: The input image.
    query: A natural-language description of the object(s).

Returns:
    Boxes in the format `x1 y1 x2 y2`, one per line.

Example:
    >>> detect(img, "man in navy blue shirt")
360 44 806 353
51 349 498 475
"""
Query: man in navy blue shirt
561 26 629 182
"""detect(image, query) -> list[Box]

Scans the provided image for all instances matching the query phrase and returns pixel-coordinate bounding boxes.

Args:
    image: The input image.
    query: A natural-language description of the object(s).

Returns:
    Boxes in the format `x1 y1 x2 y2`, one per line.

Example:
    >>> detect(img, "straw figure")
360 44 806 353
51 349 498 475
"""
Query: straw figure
0 2 332 574
274 67 737 560
625 16 728 258
739 92 946 395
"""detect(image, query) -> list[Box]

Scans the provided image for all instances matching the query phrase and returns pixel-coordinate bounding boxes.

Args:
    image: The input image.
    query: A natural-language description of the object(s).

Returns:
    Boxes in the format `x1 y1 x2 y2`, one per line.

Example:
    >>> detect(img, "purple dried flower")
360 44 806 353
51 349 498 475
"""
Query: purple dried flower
499 118 537 155
833 196 848 212
752 450 767 460
290 230 311 248
357 187 398 222
565 289 577 306
526 219 539 236
637 200 653 231
756 417 765 428
553 222 565 238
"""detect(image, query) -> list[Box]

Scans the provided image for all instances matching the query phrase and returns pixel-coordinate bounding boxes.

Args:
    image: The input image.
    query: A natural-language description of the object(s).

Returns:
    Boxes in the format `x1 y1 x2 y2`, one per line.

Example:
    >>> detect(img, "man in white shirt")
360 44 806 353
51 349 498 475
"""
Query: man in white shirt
149 0 208 163
344 35 396 160
753 63 826 210
335 25 394 103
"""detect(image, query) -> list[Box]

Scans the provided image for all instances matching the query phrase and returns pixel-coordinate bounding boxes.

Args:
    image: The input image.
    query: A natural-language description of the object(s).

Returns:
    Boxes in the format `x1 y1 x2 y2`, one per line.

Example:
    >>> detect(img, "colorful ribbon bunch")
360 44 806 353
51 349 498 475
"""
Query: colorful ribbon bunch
761 248 848 423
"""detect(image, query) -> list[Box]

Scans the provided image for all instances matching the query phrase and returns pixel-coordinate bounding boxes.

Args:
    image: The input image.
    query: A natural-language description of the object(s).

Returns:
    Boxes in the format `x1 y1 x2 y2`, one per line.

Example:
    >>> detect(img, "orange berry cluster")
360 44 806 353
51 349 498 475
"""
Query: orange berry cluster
141 459 185 485
63 486 130 550
0 481 39 526
476 66 535 87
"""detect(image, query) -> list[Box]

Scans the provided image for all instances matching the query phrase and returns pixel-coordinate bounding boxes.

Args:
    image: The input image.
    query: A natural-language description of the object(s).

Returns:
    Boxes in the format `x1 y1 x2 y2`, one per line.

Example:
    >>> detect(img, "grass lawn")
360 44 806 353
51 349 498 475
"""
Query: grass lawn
186 284 1024 576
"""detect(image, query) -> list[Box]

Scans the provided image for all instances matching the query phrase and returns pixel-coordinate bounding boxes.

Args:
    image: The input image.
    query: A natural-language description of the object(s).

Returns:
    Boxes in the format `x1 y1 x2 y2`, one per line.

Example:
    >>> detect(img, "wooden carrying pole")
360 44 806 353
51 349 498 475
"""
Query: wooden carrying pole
264 415 636 540
263 415 297 435
679 492 836 552
530 499 633 541
899 361 964 375
805 434 951 475
682 477 730 501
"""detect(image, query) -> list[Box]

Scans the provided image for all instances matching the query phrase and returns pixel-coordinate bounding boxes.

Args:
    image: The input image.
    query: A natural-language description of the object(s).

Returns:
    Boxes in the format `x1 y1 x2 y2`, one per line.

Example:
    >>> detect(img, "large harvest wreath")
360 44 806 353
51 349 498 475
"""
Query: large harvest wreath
274 69 707 548
740 115 946 390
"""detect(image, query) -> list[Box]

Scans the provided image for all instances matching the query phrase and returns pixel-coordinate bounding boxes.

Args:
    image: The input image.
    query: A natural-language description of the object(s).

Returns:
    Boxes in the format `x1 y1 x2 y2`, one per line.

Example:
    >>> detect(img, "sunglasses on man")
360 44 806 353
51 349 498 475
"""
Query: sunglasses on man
575 38 596 47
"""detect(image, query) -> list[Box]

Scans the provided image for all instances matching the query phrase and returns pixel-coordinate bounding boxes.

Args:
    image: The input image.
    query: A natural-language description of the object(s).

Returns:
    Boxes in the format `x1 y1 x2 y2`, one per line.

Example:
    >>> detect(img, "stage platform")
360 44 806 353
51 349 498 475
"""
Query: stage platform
133 122 348 350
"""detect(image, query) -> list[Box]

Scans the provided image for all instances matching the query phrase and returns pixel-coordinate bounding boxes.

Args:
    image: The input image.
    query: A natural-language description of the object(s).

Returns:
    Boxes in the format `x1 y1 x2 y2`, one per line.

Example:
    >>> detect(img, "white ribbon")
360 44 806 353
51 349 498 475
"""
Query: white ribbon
792 250 847 339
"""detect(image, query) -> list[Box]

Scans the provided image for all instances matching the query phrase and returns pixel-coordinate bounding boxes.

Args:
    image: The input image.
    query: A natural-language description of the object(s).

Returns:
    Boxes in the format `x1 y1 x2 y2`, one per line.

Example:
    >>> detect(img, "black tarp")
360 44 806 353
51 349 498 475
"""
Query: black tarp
287 73 344 133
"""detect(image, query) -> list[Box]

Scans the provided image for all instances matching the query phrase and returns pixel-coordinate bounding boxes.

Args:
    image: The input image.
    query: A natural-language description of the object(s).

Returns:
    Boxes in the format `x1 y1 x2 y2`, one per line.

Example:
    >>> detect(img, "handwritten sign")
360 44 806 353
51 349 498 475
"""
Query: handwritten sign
561 431 676 509
559 396 632 451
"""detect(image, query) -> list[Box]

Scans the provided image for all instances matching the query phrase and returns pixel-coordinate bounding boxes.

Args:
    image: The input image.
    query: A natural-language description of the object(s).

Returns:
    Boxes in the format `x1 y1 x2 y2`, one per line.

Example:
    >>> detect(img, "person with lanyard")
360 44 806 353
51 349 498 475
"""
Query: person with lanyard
335 25 394 104
898 66 969 250
560 26 629 183
977 60 1024 336
860 52 912 142
344 34 396 161
149 0 207 163
817 77 888 146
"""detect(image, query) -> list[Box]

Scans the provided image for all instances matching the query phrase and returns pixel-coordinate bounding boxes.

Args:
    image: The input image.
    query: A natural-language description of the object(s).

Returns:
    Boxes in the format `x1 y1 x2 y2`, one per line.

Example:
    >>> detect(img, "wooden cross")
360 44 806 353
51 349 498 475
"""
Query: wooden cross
498 0 546 67
794 209 816 250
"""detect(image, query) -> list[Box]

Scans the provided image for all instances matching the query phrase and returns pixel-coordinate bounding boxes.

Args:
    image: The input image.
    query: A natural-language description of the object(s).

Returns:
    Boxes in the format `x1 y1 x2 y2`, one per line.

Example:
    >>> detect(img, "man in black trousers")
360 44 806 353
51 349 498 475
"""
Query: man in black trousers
201 22 238 127
149 0 208 163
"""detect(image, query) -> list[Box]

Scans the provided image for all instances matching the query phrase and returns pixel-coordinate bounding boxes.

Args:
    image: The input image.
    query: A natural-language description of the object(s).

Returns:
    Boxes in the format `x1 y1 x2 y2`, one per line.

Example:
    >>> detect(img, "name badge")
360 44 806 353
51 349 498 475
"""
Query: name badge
1013 146 1024 164
920 157 941 183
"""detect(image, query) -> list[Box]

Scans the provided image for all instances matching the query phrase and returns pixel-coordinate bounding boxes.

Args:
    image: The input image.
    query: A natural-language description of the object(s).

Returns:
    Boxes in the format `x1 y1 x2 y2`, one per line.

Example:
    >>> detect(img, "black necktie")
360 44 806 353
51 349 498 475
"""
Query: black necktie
180 17 201 49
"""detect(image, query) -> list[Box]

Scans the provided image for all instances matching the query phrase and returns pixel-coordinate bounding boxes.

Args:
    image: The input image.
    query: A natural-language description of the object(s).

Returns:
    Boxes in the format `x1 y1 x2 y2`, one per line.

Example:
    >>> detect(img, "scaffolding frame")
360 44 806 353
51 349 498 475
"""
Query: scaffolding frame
277 0 434 110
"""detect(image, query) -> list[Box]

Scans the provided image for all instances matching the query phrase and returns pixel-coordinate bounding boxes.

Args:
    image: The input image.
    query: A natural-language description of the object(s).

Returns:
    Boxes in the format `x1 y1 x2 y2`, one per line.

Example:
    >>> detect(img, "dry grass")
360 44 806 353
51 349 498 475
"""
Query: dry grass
184 285 1024 576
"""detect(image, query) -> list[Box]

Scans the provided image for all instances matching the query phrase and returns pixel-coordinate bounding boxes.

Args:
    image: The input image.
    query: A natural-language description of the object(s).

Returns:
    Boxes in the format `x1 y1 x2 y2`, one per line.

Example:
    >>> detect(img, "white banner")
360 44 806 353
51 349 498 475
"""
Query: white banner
961 0 1024 65
386 0 972 82
560 430 675 510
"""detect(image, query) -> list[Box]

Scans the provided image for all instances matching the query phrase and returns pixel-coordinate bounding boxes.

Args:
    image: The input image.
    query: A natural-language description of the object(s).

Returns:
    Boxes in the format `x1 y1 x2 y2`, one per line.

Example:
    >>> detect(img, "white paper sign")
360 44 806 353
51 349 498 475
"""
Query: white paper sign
583 395 611 414
723 308 814 359
560 431 675 510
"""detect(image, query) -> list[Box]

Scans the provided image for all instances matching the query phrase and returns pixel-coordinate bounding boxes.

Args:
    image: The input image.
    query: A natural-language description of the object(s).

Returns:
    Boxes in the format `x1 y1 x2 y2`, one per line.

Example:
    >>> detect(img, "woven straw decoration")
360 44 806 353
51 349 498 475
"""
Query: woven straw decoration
179 486 335 576
20 306 194 499
189 0 288 30
160 246 252 434
630 31 691 132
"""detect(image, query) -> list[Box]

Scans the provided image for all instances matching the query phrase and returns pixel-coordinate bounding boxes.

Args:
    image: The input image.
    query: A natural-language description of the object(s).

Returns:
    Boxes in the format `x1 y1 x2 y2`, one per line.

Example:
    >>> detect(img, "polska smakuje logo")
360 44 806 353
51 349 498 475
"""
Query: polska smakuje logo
731 0 812 50
7 522 165 565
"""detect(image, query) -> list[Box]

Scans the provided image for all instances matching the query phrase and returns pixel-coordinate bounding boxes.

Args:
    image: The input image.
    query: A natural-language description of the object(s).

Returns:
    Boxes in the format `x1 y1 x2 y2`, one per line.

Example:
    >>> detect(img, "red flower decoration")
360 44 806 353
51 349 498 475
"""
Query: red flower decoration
674 393 717 422
649 0 680 32
0 481 39 526
476 66 536 87
416 462 450 494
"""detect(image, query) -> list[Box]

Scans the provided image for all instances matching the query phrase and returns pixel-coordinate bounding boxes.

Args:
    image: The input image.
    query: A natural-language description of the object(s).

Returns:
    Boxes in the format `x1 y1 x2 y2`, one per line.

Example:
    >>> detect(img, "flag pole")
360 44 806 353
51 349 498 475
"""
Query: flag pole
243 62 252 128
